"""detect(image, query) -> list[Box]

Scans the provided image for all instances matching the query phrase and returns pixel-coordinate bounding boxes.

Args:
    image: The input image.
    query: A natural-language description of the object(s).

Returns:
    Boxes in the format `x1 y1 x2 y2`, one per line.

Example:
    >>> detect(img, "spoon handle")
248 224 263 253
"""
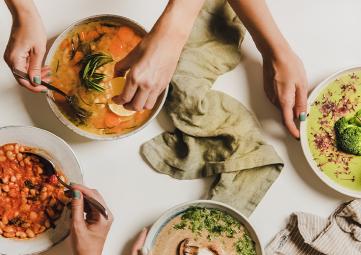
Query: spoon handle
83 193 109 220
56 176 109 220
12 68 68 98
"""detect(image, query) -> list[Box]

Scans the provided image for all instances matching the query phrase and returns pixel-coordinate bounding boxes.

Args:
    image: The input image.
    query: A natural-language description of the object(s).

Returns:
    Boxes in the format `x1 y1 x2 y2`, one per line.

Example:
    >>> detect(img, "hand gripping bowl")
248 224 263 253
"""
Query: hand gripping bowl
45 15 168 140
142 200 264 255
0 126 83 255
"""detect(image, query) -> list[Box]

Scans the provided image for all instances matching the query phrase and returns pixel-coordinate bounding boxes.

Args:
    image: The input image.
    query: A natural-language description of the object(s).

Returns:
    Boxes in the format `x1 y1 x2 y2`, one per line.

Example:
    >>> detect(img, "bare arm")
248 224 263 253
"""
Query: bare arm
4 0 49 92
113 0 205 111
228 0 308 138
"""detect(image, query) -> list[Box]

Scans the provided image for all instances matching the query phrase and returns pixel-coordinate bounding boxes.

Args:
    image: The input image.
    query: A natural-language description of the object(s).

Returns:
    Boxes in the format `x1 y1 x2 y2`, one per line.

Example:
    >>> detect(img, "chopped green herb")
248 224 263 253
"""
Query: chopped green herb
79 52 113 92
173 207 256 255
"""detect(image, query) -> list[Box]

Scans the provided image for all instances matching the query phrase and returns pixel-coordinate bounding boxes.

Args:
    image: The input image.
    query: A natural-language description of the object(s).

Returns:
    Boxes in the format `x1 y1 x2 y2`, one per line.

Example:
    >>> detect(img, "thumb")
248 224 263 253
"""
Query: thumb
114 48 138 77
28 47 45 86
71 190 86 228
131 228 148 255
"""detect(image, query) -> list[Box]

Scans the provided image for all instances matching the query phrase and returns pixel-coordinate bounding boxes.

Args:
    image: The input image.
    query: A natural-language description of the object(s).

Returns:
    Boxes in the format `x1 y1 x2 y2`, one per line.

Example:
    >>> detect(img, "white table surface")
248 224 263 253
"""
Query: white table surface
1 0 361 254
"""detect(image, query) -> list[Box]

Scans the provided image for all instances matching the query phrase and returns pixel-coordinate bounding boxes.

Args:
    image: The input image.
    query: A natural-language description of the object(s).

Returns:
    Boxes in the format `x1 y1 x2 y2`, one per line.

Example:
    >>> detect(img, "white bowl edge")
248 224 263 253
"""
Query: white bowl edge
300 65 361 198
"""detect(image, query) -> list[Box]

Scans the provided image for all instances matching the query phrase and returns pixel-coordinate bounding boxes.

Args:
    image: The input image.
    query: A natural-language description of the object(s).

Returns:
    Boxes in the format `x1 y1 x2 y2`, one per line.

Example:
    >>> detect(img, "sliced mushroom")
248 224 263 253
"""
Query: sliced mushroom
178 239 199 255
177 239 225 255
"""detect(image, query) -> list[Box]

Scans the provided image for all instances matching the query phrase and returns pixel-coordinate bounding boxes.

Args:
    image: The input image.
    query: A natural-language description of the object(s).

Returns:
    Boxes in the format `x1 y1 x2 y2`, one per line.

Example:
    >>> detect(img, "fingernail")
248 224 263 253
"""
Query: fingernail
299 112 306 121
41 90 48 94
70 182 76 186
72 190 81 199
33 76 41 85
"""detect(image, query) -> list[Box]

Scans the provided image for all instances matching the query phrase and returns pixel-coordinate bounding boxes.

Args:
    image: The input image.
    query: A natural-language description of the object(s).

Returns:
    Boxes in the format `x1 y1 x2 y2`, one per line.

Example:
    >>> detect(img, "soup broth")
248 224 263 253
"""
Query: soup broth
50 21 152 136
151 207 256 255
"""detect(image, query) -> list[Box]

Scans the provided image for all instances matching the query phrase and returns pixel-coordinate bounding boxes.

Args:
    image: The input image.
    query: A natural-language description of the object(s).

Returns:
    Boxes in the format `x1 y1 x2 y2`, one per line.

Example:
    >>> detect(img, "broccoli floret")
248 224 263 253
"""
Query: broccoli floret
334 110 361 155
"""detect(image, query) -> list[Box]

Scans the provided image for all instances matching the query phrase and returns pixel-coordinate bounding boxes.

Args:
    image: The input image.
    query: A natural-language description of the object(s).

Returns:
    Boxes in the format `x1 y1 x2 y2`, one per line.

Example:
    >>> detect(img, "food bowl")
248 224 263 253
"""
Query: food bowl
45 14 168 140
142 200 264 255
0 126 83 254
300 66 361 198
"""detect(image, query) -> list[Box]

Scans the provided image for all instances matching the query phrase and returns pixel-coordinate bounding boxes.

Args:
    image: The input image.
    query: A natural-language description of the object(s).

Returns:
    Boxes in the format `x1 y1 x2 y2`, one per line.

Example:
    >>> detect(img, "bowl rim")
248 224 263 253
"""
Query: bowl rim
300 65 361 198
142 200 264 255
44 14 169 141
0 125 83 254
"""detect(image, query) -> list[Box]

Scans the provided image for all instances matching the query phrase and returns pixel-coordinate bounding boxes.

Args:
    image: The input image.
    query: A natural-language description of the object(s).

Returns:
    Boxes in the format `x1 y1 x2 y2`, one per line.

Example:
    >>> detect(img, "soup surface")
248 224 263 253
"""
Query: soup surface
151 207 256 255
50 21 152 136
307 70 361 191
0 143 70 239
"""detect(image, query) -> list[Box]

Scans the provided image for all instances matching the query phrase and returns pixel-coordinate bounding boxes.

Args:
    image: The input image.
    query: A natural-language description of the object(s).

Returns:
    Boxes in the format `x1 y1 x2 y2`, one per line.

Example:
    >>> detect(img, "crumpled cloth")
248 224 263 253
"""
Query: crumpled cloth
141 0 283 216
266 200 361 255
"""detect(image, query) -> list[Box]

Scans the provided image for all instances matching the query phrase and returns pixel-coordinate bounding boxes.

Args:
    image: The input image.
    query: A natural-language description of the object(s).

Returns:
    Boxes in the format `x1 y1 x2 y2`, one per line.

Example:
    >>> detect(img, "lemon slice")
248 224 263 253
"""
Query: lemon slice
108 103 136 117
108 75 135 116
111 76 126 96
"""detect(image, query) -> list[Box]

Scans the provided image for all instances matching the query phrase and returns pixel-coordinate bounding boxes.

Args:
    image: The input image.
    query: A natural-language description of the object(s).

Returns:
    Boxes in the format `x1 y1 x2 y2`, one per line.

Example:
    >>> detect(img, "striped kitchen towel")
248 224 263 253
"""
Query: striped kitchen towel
266 200 361 255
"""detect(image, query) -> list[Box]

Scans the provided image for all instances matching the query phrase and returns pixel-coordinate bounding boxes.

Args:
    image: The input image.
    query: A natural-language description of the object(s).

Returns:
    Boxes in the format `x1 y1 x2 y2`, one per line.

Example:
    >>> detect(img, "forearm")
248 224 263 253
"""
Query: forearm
227 0 290 58
150 0 205 49
5 0 40 24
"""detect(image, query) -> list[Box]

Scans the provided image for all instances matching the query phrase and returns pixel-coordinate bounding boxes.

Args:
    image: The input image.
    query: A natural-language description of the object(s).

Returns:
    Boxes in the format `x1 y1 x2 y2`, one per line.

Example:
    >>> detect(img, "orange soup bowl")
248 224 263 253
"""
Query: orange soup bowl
45 15 168 140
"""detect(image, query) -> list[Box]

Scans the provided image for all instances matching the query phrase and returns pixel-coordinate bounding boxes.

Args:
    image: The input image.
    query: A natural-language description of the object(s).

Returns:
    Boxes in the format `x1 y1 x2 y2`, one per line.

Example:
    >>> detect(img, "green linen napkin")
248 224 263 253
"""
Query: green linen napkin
141 0 283 217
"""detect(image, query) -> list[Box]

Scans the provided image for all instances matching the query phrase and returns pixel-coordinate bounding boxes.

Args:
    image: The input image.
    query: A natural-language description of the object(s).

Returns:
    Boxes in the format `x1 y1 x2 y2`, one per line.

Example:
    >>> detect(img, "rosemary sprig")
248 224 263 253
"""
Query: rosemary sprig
79 52 113 92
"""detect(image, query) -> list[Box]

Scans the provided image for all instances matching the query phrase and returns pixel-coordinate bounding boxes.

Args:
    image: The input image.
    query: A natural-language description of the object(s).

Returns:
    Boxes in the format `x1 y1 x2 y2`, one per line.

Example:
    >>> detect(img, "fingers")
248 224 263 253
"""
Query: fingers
28 46 45 87
71 184 113 222
131 228 148 255
112 77 138 105
281 101 300 139
71 189 86 228
144 89 161 110
294 84 308 121
7 56 48 93
124 87 150 111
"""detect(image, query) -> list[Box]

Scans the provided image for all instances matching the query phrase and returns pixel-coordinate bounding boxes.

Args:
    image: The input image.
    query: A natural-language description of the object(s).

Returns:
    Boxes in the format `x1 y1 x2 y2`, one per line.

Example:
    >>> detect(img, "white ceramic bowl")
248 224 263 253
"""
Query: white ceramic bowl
45 14 168 140
300 66 361 198
142 200 264 255
0 126 83 255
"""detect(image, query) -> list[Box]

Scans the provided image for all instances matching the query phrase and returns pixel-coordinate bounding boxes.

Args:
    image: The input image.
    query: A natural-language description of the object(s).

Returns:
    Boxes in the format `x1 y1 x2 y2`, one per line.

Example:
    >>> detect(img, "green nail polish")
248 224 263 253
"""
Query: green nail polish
70 182 76 186
33 76 41 85
72 190 81 199
41 90 48 94
299 112 306 121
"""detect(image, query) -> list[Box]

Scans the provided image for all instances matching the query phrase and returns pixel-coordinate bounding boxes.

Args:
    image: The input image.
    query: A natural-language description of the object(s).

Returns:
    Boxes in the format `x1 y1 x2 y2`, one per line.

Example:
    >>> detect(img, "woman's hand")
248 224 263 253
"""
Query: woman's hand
262 49 308 139
131 228 148 255
112 0 205 111
71 184 113 255
4 1 48 92
112 31 181 111
227 0 308 139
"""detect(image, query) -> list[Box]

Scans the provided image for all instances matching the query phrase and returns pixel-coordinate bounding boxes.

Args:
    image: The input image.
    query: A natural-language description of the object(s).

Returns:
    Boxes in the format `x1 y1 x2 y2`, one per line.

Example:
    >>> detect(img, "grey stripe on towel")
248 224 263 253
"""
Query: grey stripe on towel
266 200 361 255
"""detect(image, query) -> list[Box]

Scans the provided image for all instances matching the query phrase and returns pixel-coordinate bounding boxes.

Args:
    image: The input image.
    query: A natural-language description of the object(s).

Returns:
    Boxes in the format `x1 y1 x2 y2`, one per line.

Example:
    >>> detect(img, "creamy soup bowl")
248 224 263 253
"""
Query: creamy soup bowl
142 200 264 255
45 15 168 141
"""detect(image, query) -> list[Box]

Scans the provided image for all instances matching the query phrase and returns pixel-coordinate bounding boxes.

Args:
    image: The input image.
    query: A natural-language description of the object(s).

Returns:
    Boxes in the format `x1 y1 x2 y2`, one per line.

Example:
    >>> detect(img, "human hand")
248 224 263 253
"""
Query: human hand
71 184 113 255
4 12 49 92
112 31 181 111
262 49 308 138
131 228 148 255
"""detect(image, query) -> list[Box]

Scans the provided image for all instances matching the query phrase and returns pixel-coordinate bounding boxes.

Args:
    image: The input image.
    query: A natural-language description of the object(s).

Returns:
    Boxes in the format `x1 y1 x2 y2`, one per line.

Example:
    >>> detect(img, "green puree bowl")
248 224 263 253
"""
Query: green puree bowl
300 66 361 198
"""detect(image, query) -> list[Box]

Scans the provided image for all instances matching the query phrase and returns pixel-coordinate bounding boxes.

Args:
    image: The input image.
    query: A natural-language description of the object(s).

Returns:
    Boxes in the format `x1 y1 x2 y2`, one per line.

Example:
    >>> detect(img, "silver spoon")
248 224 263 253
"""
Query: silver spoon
24 151 109 220
12 68 91 120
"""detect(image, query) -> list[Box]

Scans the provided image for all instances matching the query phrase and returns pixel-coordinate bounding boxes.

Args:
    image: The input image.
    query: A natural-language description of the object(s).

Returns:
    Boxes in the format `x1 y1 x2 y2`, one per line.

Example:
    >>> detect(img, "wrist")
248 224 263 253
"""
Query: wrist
151 0 202 49
6 0 41 26
257 37 293 62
